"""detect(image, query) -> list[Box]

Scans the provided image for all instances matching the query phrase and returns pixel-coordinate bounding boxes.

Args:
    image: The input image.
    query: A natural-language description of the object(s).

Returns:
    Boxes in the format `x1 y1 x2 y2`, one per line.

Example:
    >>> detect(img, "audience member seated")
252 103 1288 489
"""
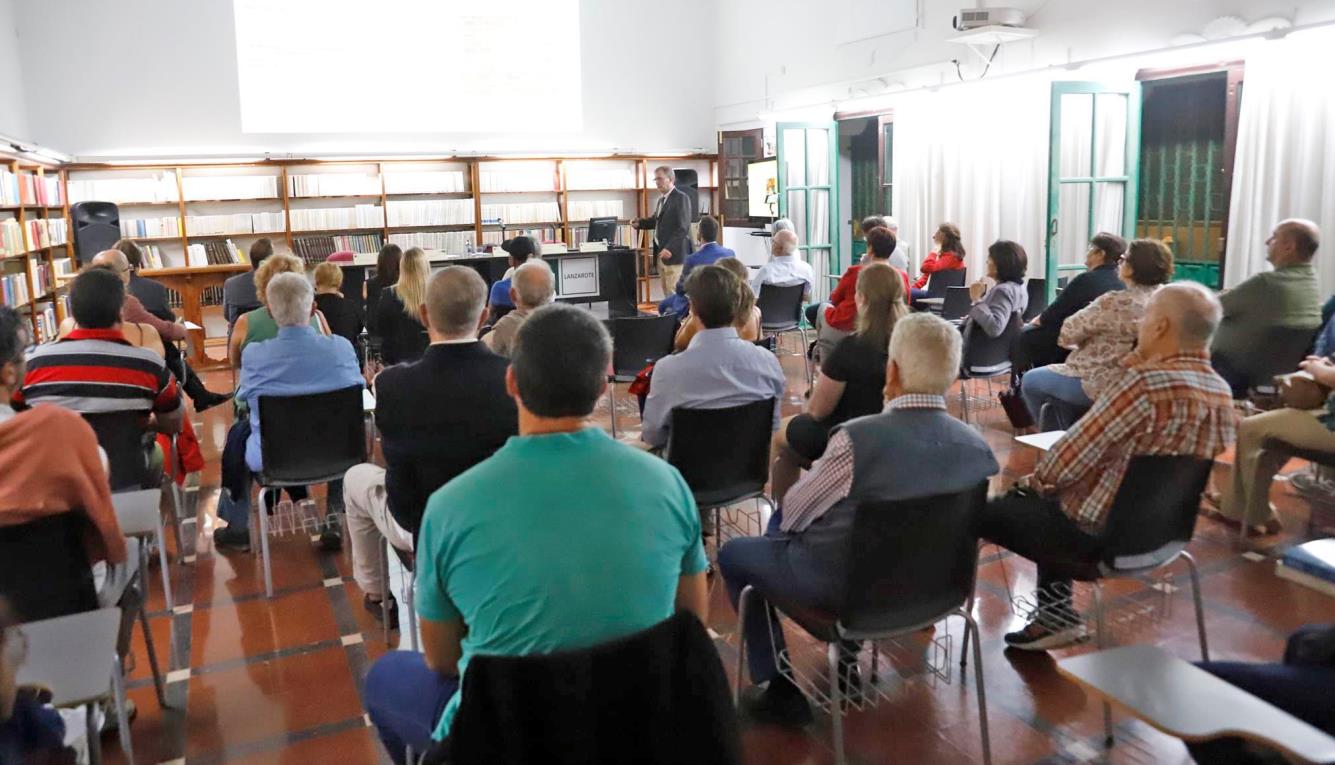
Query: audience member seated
659 215 733 320
642 265 786 450
17 269 184 468
212 273 363 552
365 243 402 336
223 238 274 326
483 261 554 358
882 215 911 272
1013 233 1127 373
674 257 762 351
346 266 518 627
721 313 999 726
487 236 543 319
965 239 1028 337
770 262 908 501
363 303 708 761
1215 353 1335 537
750 229 814 302
978 283 1237 652
909 222 966 304
229 254 329 369
1021 238 1172 431
118 238 170 317
810 227 909 363
1211 219 1322 397
376 246 432 366
0 306 126 570
313 261 364 347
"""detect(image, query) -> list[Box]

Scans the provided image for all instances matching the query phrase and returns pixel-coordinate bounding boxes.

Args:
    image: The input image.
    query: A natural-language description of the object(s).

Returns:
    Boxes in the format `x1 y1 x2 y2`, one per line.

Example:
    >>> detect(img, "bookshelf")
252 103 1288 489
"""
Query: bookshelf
1 155 74 343
58 153 718 355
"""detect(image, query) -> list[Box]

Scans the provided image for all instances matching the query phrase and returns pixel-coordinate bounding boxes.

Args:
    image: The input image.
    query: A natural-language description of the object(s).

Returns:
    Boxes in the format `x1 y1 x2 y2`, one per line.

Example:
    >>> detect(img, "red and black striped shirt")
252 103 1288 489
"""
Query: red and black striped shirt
14 328 180 416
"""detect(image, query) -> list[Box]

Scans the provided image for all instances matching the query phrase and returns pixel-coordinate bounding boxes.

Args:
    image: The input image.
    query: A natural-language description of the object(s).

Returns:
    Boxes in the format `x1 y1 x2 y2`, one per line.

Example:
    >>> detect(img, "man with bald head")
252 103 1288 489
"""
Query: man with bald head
1212 219 1322 396
484 260 554 358
978 280 1237 652
343 266 518 630
750 228 814 301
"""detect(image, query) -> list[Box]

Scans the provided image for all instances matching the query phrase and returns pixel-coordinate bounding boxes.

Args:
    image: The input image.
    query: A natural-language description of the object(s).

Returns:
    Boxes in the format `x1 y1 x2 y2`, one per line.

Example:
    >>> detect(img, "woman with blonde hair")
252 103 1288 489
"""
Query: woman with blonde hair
313 261 363 347
770 262 909 500
228 254 329 368
375 246 430 365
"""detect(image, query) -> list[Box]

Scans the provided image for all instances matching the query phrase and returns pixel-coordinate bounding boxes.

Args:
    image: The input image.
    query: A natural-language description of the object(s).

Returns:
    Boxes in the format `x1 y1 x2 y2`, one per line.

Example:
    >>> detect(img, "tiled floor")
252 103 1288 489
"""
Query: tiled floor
103 343 1335 765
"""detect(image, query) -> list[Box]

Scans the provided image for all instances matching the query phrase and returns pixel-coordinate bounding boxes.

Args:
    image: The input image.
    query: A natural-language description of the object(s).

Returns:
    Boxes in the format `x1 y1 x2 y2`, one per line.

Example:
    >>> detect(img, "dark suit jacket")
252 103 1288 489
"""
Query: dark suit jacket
637 186 694 266
1024 264 1125 362
374 342 518 538
129 273 173 320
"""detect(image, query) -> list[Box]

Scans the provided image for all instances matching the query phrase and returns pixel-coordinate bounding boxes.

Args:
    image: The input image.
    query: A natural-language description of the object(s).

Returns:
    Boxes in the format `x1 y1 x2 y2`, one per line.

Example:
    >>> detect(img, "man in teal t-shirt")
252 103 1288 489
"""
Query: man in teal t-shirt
363 303 709 761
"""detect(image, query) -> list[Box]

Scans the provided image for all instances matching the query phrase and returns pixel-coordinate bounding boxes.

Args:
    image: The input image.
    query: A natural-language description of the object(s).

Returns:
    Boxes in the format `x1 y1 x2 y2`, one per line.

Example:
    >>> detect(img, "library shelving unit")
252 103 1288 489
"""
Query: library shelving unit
1 154 74 344
59 153 718 360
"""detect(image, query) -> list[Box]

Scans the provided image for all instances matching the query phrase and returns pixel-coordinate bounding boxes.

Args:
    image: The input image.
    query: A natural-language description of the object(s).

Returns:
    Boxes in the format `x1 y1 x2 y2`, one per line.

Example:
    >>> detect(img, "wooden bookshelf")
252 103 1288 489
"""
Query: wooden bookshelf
1 154 74 343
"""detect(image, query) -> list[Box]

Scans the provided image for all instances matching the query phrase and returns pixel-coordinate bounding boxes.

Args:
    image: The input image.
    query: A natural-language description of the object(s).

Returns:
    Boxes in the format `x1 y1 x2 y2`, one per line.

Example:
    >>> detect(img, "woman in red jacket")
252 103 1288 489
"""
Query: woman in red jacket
813 227 909 364
910 222 967 305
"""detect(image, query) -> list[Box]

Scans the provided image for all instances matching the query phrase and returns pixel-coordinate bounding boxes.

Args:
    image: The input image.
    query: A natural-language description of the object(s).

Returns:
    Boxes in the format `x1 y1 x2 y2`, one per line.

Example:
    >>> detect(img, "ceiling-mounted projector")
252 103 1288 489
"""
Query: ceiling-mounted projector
953 7 1027 30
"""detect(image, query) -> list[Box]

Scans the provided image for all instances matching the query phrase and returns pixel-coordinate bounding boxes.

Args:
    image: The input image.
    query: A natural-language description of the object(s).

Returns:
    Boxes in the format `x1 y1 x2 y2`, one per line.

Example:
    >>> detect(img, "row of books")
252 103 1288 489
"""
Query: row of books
185 213 285 236
480 202 561 225
567 199 625 220
138 244 168 270
289 205 384 231
386 199 474 227
163 285 223 309
330 233 384 253
293 236 340 265
185 240 244 268
570 223 633 247
289 174 381 197
122 216 181 238
480 227 562 246
32 301 60 344
388 231 472 254
1 271 30 307
181 175 278 201
385 171 467 195
0 219 22 256
68 172 178 204
23 218 68 251
479 166 557 193
1 171 63 207
565 165 638 190
29 260 52 297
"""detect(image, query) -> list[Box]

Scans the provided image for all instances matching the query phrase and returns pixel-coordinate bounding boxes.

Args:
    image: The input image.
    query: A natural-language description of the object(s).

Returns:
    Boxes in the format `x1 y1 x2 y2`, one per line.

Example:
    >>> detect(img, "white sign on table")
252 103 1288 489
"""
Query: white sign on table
558 256 600 298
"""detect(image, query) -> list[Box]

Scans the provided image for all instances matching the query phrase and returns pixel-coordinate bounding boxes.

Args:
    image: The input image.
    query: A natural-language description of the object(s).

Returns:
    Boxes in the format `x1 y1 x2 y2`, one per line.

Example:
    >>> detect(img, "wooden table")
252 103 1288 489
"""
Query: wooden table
1057 645 1335 764
140 263 248 369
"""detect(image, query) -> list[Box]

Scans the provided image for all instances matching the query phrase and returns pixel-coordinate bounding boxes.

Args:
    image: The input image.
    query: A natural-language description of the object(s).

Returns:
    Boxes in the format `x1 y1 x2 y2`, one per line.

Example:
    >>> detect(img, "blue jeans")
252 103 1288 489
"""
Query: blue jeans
365 651 460 765
216 483 313 533
1020 366 1092 431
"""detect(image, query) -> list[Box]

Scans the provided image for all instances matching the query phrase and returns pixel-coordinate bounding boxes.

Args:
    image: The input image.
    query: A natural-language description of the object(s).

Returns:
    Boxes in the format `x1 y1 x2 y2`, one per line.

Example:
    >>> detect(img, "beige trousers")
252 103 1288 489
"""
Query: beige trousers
659 264 684 300
344 463 413 601
1221 407 1335 525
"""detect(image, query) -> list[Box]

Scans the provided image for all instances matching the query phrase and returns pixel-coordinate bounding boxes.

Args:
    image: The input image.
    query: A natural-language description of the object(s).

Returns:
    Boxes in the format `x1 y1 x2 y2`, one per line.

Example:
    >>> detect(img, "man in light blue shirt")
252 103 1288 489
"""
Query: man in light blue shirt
214 272 363 547
751 228 815 301
642 265 786 449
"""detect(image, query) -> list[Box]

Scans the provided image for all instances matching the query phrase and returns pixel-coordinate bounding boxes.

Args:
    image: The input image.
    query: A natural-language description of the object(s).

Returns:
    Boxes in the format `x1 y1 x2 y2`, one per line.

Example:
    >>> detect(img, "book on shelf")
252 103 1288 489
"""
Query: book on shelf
288 173 381 197
121 216 181 238
1 272 30 308
564 165 637 191
480 227 561 246
0 219 22 256
136 244 167 270
33 301 58 344
185 212 284 237
28 260 51 297
479 166 556 193
386 199 475 227
52 258 74 280
292 235 337 265
566 200 625 220
388 231 471 254
23 218 68 251
479 202 561 226
289 205 385 231
570 223 633 248
329 233 385 254
1 171 64 207
68 172 178 204
1276 538 1335 596
181 175 278 201
383 171 467 195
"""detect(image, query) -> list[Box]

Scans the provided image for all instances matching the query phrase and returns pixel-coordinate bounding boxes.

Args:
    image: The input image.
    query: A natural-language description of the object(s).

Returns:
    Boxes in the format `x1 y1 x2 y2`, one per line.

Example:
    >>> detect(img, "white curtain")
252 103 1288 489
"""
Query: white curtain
893 74 1051 280
1226 31 1335 294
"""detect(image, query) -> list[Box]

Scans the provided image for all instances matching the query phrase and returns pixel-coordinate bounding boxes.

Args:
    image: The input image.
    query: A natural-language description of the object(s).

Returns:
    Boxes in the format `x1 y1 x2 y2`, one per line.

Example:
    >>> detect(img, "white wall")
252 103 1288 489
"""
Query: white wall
14 0 716 159
0 0 29 141
714 0 1335 127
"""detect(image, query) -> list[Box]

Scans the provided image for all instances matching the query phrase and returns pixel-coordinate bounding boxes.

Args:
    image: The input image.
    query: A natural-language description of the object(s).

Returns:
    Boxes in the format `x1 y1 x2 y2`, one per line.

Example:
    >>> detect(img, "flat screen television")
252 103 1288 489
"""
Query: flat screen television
746 159 778 219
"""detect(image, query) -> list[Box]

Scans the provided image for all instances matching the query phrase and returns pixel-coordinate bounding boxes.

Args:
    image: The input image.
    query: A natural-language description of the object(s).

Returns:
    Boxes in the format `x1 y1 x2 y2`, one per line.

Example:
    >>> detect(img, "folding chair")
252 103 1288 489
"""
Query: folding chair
957 313 1023 423
756 282 811 386
603 314 676 437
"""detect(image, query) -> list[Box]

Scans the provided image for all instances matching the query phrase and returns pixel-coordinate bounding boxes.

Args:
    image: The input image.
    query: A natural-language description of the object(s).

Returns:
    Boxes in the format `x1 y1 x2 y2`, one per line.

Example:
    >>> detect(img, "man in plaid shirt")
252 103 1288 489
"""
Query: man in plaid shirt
979 282 1237 651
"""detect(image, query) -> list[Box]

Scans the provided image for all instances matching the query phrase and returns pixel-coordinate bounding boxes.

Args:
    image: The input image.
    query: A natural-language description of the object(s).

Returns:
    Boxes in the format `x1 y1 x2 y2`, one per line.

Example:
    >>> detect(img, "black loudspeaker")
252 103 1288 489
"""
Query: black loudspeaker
673 169 700 221
71 202 121 266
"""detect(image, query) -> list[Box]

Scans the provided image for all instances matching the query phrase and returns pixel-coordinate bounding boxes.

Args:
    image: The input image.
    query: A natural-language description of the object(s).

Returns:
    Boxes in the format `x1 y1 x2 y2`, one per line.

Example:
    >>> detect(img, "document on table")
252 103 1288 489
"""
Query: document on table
1014 430 1065 451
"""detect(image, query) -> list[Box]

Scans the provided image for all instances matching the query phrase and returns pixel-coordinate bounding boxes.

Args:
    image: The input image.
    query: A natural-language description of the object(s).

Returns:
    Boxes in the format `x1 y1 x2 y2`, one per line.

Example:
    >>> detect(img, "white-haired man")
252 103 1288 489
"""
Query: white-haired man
214 272 363 551
882 216 910 272
484 260 555 358
979 282 1237 651
750 228 814 301
720 313 999 726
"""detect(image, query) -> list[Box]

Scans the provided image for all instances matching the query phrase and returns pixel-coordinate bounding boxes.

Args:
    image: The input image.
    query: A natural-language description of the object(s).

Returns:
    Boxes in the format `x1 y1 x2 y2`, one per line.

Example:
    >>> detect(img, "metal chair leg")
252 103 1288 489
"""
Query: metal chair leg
406 567 419 653
137 595 168 709
112 654 134 765
961 593 975 669
258 487 274 598
828 641 846 765
870 642 880 684
379 539 391 646
86 702 102 765
1182 551 1210 661
799 327 812 386
153 510 174 611
607 382 618 438
735 586 752 703
1093 583 1113 748
961 610 992 765
959 379 969 423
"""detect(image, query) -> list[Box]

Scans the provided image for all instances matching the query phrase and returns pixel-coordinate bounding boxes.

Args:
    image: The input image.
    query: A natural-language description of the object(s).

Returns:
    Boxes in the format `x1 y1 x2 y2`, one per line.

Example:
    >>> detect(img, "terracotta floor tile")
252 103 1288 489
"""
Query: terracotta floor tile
191 587 341 666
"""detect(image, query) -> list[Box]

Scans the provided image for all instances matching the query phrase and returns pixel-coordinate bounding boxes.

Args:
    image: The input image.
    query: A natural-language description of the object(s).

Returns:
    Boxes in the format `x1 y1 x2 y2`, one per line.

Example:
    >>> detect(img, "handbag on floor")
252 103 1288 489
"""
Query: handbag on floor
998 370 1034 429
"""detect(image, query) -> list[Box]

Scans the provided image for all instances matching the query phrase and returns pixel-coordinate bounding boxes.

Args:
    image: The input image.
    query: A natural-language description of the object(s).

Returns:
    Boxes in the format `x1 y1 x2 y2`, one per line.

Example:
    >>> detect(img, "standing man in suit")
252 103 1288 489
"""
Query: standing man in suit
632 165 694 299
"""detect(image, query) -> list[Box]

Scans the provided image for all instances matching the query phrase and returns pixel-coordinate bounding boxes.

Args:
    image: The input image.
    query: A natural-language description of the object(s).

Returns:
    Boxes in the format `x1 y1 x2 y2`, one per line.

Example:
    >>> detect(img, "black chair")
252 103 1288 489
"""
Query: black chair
941 285 972 322
82 411 155 492
666 399 776 548
604 314 677 437
1024 278 1048 321
432 612 741 765
1213 325 1318 399
921 268 968 315
254 385 367 597
756 282 811 385
957 312 1024 423
736 483 992 765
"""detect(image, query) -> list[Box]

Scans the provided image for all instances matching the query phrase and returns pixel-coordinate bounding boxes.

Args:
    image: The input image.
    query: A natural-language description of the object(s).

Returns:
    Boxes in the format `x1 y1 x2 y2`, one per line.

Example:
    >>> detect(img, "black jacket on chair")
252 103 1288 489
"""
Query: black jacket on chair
428 611 741 765
374 342 517 539
636 186 695 266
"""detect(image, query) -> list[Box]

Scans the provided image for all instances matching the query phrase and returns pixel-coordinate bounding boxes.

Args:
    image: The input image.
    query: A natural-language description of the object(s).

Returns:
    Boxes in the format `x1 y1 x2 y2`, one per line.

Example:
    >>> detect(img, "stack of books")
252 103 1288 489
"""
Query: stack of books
28 260 51 296
289 205 385 231
288 174 382 197
137 245 167 270
331 233 384 253
479 165 555 193
384 171 467 194
293 235 338 265
565 164 637 190
38 175 62 207
33 301 58 344
1 272 30 307
181 175 278 200
388 231 471 254
68 172 178 204
121 216 182 238
567 200 624 220
184 213 284 236
0 219 23 255
386 199 474 227
1277 538 1335 596
480 202 560 225
24 217 68 250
